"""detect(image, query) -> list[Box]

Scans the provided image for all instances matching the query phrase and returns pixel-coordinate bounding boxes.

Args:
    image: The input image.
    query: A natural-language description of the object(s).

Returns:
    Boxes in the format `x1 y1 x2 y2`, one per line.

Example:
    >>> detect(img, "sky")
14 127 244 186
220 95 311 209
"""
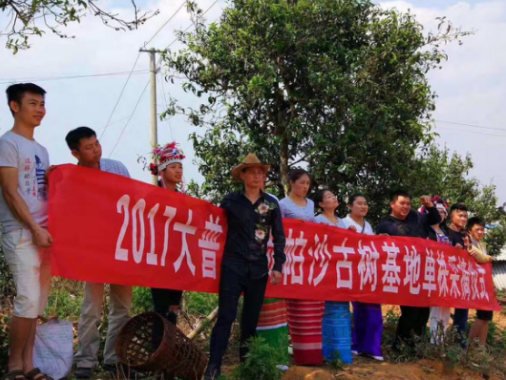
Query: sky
0 0 505 203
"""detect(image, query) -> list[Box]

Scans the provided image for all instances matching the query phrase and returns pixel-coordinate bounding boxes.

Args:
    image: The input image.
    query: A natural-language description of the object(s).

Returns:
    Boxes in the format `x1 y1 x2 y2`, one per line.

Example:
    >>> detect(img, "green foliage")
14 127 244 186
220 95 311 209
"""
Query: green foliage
412 145 506 254
233 337 284 380
45 278 83 320
131 286 153 315
162 0 480 233
0 0 158 53
0 311 10 370
185 292 219 316
0 239 15 305
326 350 344 371
382 309 506 377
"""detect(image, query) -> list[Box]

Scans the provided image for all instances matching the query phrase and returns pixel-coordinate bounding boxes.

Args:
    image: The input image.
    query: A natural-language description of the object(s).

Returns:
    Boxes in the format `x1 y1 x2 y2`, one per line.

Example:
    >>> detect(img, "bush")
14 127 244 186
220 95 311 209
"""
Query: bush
0 243 15 305
0 311 10 370
131 286 153 315
45 279 84 320
185 292 219 316
233 337 284 380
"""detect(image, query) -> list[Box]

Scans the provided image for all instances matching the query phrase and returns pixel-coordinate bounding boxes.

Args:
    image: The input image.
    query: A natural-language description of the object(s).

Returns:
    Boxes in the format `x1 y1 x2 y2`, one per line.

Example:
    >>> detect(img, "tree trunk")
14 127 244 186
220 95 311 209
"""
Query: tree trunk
280 130 290 196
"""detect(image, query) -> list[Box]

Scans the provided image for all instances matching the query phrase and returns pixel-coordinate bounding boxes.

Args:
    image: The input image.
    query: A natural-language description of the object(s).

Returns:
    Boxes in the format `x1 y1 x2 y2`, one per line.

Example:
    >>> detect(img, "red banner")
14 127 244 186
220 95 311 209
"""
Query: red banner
48 165 501 311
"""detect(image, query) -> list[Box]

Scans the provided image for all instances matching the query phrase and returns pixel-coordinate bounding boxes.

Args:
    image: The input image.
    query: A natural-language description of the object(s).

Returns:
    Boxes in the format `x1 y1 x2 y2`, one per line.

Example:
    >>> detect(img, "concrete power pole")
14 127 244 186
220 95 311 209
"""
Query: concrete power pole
140 48 160 186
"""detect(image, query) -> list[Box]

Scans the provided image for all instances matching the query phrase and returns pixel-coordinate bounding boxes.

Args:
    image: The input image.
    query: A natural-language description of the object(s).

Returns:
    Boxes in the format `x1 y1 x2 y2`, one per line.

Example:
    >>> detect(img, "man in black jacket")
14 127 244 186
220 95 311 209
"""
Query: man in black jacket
204 154 286 380
377 190 441 349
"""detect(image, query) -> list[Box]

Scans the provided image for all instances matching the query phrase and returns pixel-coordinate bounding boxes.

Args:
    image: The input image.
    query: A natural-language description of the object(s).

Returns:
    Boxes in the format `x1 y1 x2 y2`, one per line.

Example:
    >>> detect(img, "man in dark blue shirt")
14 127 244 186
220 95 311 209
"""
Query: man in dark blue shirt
377 190 441 350
205 154 286 380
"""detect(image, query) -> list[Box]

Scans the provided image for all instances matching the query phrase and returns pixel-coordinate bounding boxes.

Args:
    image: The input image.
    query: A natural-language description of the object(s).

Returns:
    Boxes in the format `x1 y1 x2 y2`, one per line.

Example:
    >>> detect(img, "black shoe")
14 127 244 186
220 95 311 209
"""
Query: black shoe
204 364 221 380
75 367 92 379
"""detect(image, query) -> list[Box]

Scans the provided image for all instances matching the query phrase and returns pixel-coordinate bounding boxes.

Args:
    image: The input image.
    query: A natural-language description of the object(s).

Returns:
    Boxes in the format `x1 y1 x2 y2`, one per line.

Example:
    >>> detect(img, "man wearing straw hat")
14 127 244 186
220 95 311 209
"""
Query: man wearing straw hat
204 153 286 380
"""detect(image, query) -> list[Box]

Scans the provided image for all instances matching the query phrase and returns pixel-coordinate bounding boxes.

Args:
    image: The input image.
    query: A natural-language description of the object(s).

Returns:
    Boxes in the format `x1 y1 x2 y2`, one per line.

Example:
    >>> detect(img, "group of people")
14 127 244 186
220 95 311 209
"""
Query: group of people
0 82 496 380
0 83 191 380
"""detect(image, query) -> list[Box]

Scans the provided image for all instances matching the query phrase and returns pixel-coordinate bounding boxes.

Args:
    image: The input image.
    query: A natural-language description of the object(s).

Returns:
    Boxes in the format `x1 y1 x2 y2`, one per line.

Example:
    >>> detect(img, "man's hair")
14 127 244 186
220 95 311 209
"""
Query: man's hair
6 83 46 116
65 126 97 151
450 203 468 214
390 190 411 202
467 216 485 231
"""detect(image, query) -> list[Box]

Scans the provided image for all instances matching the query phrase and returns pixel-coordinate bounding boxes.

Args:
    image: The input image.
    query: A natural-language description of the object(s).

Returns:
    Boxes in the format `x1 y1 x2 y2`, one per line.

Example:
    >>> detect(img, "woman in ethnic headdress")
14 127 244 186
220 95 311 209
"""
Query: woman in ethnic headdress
149 142 186 325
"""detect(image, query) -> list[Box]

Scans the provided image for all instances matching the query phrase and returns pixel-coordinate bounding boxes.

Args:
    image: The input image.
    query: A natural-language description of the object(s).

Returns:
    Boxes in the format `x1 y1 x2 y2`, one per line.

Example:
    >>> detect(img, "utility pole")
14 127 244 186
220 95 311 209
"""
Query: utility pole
140 48 160 185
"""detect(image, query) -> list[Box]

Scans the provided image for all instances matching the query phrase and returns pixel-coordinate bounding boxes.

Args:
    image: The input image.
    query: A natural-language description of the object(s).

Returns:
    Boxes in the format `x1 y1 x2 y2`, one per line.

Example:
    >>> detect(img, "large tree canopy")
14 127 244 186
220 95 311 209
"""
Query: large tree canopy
1 0 157 53
162 0 505 253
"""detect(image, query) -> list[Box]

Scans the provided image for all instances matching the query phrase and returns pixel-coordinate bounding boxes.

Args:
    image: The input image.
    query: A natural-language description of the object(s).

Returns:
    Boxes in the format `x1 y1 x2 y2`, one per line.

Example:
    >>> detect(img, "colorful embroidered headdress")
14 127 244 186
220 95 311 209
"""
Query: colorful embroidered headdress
149 142 185 175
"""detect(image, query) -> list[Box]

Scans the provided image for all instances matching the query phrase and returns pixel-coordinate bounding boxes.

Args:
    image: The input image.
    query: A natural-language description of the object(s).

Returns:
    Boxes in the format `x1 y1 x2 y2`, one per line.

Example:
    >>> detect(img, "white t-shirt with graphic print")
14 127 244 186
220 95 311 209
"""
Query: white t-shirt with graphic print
0 130 50 234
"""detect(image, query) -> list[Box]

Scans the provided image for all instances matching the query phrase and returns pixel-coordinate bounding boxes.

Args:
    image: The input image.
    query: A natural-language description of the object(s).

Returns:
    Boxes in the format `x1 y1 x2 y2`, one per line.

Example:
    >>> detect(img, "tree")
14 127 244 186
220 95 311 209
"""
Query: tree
163 0 469 206
413 145 506 256
1 0 158 53
159 0 506 254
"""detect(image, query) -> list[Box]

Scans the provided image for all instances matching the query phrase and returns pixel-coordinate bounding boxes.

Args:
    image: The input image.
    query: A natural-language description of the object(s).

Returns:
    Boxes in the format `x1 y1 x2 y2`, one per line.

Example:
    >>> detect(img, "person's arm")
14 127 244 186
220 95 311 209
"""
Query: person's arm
468 245 493 263
418 196 442 226
270 203 286 284
422 206 441 226
0 167 52 247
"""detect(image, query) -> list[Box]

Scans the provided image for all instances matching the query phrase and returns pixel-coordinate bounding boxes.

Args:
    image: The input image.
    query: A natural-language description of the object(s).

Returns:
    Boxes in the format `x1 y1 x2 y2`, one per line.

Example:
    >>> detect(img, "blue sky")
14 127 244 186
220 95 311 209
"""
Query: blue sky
1 0 506 204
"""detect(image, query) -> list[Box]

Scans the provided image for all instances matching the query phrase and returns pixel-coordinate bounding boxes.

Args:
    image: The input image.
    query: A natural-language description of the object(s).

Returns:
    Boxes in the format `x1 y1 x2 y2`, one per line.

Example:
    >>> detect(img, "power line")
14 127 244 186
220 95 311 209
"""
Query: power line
436 119 506 133
165 0 220 49
143 1 187 47
108 80 150 158
102 1 190 142
0 70 148 85
158 72 175 141
100 52 142 140
436 126 506 138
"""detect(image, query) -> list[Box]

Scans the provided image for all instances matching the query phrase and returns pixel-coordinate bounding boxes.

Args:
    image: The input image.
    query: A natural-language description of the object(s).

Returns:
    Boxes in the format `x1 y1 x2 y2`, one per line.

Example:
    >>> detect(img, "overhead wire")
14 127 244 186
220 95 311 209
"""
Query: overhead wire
158 72 175 141
436 125 506 138
143 1 187 47
435 119 506 133
0 70 148 85
101 0 189 140
108 80 150 158
100 52 142 140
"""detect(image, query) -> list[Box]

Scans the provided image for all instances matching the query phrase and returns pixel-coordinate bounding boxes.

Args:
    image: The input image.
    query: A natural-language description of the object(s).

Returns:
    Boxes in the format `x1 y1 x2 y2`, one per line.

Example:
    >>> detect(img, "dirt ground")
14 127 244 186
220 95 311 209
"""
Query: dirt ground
219 306 506 380
281 358 505 380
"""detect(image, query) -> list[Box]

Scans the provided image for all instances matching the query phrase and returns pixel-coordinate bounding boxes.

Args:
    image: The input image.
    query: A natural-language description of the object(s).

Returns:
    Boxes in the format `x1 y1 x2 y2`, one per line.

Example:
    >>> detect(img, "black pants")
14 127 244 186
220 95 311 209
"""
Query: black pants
151 287 183 323
395 306 430 347
207 266 268 373
150 288 183 350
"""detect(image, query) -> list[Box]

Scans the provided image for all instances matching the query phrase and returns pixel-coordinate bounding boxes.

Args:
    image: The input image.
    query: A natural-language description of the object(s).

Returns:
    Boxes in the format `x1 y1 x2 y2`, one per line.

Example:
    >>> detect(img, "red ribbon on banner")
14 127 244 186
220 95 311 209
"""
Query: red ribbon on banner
48 165 501 311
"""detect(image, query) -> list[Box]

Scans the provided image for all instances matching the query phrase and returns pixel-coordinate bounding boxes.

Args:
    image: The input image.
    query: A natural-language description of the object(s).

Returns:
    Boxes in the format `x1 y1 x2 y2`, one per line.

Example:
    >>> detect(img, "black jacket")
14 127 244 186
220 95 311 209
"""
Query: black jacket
376 207 442 239
221 190 286 278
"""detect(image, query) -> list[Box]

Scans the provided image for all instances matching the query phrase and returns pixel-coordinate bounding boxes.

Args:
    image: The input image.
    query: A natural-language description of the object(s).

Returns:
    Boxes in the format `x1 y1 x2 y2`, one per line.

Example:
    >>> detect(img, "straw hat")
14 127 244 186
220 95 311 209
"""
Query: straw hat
231 153 270 181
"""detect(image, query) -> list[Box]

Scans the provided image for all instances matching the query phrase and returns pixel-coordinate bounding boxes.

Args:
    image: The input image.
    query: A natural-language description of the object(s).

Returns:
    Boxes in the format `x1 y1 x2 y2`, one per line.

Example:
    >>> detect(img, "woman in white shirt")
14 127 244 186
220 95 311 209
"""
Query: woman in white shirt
343 194 383 361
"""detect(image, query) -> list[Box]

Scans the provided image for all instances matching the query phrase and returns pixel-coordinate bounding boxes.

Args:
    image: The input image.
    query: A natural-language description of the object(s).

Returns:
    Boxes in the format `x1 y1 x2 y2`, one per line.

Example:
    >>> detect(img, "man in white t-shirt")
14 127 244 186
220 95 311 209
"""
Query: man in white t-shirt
64 127 132 378
0 83 52 380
